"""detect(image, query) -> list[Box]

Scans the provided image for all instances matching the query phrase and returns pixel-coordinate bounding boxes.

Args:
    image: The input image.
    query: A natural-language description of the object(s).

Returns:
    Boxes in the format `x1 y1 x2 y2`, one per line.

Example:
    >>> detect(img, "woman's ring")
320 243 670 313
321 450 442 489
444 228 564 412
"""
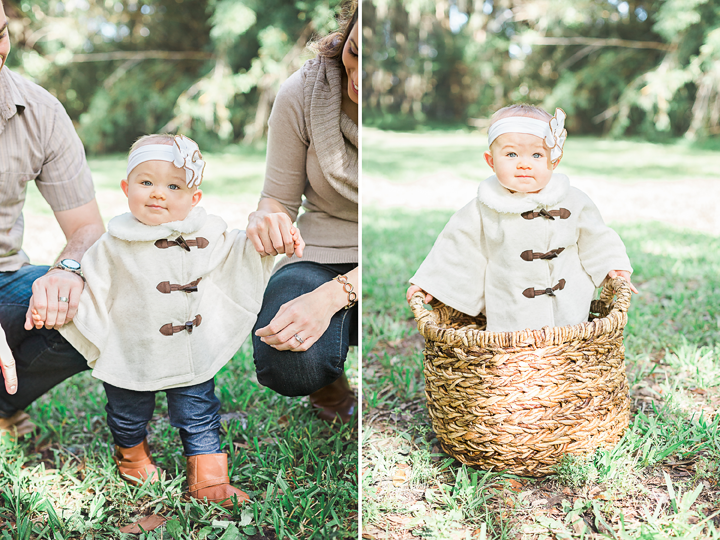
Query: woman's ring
58 296 69 303
294 334 305 344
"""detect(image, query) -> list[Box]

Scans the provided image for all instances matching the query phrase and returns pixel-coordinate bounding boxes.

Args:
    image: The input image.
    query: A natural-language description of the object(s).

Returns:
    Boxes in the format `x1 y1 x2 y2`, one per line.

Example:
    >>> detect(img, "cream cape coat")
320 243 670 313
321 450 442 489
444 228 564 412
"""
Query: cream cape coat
410 174 632 332
59 207 274 391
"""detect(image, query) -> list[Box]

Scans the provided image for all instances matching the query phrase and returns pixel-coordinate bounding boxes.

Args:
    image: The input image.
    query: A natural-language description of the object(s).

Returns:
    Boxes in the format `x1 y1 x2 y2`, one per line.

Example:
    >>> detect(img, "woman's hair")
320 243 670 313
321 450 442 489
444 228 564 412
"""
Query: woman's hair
311 1 358 61
490 104 552 124
129 133 175 154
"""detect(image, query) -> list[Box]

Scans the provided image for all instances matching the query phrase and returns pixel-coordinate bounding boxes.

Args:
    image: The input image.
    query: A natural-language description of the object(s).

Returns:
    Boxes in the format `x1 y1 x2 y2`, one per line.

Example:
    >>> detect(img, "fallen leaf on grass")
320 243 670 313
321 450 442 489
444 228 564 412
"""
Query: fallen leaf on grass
589 487 615 501
119 514 167 534
506 479 524 492
234 441 250 450
392 464 410 487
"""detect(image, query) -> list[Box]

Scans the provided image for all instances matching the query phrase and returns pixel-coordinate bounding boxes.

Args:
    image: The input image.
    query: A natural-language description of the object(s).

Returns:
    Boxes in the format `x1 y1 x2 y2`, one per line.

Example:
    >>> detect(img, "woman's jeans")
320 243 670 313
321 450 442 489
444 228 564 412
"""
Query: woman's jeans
252 261 358 397
104 378 221 456
0 265 89 418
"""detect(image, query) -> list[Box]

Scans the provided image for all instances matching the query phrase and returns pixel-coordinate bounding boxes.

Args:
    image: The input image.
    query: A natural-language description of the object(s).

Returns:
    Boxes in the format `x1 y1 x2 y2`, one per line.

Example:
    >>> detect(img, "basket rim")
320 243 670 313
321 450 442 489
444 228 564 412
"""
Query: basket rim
410 277 632 348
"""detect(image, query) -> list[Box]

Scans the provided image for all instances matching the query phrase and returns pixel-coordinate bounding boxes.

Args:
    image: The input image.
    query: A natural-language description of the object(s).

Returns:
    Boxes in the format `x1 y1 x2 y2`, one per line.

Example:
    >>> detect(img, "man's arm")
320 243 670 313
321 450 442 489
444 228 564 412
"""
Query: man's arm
25 199 104 330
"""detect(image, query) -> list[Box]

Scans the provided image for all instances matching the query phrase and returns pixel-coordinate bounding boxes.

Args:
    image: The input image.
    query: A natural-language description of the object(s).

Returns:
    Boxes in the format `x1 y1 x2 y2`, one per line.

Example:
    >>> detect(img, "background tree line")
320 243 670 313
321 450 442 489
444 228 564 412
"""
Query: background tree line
4 0 345 153
362 0 720 140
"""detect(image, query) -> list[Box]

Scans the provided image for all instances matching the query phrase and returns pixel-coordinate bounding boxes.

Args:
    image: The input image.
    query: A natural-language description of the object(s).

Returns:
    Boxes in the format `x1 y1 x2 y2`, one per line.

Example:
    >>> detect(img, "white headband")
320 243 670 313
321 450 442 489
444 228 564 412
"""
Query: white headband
488 108 567 163
126 135 206 188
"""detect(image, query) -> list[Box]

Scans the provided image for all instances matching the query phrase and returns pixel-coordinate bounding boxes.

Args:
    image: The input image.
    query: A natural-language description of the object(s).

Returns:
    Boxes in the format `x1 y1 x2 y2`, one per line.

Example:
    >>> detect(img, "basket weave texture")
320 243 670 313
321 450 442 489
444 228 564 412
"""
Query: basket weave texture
410 277 632 477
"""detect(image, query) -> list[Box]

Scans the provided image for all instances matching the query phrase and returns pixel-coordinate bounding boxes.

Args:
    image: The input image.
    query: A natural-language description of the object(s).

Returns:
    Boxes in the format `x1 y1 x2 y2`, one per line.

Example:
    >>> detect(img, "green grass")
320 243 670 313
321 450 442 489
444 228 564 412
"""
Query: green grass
361 202 720 538
362 127 720 183
0 342 359 539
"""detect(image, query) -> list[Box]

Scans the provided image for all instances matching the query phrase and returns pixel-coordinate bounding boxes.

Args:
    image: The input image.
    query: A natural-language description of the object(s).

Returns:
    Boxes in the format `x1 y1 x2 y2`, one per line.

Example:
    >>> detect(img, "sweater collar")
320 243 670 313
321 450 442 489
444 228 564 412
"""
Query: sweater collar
107 206 208 241
477 173 570 214
302 56 358 204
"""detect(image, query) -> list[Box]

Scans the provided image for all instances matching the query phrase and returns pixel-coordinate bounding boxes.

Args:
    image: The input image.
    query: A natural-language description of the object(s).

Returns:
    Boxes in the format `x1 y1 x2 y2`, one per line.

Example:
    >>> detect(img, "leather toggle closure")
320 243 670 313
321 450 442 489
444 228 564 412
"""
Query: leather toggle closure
156 277 202 294
154 236 209 250
521 208 571 220
159 315 202 336
522 279 566 298
520 247 565 261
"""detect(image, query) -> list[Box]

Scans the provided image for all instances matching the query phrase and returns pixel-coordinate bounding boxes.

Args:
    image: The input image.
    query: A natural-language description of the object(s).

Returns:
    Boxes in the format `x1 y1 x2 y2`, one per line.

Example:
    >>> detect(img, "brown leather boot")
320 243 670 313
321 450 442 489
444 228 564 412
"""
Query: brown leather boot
187 453 249 508
0 410 36 438
309 373 357 423
113 439 162 485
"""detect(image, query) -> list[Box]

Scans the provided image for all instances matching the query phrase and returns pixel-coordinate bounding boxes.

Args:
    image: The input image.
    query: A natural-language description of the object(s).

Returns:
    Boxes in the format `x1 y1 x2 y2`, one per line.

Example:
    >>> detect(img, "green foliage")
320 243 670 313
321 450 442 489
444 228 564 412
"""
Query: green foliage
363 0 720 139
5 0 347 153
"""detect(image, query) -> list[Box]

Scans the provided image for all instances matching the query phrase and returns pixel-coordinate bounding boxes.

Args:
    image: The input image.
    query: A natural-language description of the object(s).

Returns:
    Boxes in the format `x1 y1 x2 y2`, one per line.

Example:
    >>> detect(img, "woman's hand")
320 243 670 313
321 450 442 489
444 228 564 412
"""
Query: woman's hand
256 268 358 352
247 209 305 258
406 285 433 304
607 270 639 294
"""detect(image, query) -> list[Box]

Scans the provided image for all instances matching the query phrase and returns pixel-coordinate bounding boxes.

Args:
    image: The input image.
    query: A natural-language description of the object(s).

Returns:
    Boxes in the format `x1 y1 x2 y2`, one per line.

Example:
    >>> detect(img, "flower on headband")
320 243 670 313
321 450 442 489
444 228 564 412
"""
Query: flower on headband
172 135 206 188
544 108 567 164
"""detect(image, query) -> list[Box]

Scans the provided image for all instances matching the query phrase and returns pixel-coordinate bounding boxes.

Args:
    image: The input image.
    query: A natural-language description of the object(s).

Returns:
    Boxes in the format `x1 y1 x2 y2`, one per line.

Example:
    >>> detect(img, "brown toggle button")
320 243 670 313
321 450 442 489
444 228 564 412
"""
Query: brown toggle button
154 237 209 250
159 314 202 336
520 248 565 261
521 208 572 220
156 277 202 294
522 279 567 298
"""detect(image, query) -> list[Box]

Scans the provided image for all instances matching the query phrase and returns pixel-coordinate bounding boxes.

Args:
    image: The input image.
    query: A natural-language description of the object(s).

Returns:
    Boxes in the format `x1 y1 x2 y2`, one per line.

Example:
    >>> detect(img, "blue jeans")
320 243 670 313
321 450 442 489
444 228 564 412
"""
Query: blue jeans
0 265 89 418
252 261 358 397
104 379 221 456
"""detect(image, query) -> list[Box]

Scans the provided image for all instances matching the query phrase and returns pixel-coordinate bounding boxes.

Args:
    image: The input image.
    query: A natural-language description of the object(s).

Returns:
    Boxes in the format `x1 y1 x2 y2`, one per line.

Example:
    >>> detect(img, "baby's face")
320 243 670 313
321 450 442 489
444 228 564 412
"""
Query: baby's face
484 132 556 193
122 159 201 226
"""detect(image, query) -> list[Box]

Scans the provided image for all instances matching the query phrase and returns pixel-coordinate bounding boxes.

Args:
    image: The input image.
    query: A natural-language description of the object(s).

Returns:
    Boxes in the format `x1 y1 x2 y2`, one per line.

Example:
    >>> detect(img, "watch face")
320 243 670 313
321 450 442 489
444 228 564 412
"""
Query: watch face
60 259 81 270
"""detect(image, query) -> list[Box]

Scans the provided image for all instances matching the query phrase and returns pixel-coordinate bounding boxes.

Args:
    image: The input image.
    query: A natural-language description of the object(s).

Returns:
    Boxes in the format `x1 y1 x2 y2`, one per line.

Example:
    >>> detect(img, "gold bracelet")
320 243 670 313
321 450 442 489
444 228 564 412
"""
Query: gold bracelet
333 275 357 309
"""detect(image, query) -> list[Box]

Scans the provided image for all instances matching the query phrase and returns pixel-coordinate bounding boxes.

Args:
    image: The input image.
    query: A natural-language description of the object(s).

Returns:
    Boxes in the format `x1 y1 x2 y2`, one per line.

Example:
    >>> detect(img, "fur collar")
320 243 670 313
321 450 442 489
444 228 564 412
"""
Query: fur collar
477 174 570 214
107 207 209 241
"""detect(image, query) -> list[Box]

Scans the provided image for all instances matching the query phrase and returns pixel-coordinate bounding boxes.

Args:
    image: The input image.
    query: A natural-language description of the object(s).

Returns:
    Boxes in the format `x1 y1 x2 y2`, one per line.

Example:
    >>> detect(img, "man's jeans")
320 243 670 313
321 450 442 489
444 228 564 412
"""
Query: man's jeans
0 265 89 418
103 379 221 456
252 261 359 397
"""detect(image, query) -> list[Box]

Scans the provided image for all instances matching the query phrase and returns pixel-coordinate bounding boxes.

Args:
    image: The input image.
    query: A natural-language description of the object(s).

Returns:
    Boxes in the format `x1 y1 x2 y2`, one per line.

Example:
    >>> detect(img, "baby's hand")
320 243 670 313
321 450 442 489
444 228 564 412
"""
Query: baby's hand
289 226 305 259
407 285 434 304
607 270 639 294
31 308 45 329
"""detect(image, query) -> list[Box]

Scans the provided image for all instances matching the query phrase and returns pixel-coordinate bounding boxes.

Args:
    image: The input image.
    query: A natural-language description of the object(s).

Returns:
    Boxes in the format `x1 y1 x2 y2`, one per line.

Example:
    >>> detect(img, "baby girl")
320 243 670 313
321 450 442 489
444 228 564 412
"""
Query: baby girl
32 134 282 508
408 105 637 332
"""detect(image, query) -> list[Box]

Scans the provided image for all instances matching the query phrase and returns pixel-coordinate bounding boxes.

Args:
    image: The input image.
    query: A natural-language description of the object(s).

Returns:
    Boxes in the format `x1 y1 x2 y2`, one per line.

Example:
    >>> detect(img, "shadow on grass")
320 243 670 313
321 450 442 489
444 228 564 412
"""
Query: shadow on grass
363 129 720 184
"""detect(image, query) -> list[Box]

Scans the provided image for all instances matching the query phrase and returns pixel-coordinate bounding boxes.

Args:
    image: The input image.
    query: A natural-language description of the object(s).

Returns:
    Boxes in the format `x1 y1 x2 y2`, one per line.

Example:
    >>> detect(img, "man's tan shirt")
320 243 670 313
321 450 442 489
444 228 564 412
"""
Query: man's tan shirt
0 67 94 271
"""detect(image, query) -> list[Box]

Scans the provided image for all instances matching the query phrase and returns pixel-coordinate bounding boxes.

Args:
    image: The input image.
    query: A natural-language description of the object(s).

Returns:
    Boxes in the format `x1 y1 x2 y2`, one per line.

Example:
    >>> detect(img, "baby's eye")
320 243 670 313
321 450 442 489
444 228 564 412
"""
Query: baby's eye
168 184 180 190
507 152 518 158
533 152 543 158
141 180 153 186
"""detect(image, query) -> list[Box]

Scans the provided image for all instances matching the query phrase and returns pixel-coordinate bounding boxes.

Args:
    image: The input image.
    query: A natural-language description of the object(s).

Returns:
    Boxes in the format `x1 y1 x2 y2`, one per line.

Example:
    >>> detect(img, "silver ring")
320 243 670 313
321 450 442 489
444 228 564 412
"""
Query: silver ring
58 296 69 303
294 333 305 344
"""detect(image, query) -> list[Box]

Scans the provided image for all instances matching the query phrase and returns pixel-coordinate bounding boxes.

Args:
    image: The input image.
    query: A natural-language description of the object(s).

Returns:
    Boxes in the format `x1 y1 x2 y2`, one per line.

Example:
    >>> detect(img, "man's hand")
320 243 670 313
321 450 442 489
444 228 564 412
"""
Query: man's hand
24 269 84 330
0 323 17 395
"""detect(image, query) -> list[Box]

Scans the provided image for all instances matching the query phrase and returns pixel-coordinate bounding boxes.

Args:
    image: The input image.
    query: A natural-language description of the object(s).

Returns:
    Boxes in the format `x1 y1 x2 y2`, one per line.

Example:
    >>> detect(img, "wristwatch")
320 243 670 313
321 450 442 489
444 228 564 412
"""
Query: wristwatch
49 258 85 281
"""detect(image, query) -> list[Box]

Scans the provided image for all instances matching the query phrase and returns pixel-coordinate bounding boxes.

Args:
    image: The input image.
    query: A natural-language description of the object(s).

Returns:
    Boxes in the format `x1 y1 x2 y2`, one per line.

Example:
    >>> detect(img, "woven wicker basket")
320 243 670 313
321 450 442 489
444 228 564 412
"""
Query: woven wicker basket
410 277 632 477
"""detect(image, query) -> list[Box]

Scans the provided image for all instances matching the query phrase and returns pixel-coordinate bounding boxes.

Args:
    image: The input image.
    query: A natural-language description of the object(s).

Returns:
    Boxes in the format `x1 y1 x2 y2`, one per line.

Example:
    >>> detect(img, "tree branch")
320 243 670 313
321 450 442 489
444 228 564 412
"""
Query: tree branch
515 36 674 51
45 50 214 63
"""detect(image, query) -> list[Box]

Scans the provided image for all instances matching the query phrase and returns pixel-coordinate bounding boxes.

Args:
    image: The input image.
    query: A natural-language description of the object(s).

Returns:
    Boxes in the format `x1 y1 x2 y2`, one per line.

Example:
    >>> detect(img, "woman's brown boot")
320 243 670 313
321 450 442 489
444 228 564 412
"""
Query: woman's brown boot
113 439 162 485
187 453 249 508
309 372 357 423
